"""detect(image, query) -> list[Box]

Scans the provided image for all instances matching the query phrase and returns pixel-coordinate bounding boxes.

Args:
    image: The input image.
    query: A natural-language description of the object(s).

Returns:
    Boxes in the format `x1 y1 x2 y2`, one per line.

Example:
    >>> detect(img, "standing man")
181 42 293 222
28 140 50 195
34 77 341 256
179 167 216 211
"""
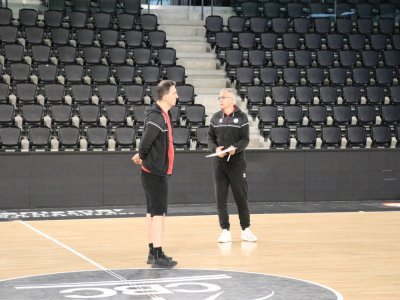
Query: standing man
132 80 178 268
208 88 257 243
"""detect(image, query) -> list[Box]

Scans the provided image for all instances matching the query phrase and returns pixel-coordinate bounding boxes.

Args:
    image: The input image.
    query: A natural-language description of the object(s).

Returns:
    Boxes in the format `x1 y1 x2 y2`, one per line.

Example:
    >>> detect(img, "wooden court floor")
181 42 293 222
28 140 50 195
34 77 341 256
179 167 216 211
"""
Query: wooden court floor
1 211 399 299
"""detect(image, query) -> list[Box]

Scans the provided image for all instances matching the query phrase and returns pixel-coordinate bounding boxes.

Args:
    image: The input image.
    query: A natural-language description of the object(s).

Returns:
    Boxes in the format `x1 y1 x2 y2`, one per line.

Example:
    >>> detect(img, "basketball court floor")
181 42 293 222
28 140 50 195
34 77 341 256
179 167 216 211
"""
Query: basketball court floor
1 202 399 299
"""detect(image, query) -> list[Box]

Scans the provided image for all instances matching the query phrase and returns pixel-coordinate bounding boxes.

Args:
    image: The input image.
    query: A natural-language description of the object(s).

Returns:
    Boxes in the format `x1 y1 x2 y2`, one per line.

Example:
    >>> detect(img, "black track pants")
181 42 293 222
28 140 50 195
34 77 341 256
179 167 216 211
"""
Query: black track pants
213 158 250 230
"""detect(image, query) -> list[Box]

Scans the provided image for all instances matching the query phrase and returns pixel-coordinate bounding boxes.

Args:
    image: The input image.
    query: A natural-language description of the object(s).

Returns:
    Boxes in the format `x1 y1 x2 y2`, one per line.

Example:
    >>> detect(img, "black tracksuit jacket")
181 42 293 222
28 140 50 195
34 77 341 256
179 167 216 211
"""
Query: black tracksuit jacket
138 103 171 177
207 106 250 162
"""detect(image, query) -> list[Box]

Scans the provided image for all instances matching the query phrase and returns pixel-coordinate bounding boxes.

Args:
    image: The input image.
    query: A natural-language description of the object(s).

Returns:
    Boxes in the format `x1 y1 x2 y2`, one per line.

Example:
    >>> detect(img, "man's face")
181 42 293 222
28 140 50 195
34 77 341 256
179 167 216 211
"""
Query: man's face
218 91 234 111
163 85 178 109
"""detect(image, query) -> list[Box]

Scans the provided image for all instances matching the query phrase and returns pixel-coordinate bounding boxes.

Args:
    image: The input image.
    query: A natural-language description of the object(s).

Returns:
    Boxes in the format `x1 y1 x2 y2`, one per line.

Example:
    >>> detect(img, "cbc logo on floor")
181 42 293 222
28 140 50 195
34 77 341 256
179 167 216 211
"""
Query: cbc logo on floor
0 269 342 300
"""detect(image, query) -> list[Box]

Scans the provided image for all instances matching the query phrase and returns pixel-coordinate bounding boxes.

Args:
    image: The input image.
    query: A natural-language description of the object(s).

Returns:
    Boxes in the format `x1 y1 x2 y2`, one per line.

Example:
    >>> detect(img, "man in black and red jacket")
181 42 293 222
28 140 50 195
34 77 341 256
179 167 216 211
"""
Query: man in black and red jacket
208 88 258 243
132 80 178 268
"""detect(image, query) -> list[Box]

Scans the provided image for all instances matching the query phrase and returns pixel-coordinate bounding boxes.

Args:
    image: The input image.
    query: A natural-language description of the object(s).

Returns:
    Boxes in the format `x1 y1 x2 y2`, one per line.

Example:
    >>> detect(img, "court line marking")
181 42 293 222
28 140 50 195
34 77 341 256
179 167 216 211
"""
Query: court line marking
18 220 159 299
12 221 344 300
15 274 232 289
2 265 343 300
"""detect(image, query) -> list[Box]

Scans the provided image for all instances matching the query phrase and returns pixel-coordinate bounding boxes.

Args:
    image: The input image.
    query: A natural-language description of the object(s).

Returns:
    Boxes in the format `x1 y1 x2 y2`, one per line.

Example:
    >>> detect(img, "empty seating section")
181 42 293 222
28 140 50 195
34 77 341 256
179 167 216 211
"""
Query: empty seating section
205 1 400 149
1 2 400 151
0 5 208 151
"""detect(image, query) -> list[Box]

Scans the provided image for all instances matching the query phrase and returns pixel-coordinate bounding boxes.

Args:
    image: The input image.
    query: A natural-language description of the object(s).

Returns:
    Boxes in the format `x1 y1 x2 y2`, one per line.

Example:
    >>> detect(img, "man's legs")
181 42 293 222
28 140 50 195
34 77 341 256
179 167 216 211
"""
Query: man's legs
146 213 152 244
228 160 250 230
146 213 174 264
150 214 164 248
229 160 257 242
142 172 176 267
213 159 230 230
142 172 168 244
146 213 165 247
150 213 176 268
214 159 233 243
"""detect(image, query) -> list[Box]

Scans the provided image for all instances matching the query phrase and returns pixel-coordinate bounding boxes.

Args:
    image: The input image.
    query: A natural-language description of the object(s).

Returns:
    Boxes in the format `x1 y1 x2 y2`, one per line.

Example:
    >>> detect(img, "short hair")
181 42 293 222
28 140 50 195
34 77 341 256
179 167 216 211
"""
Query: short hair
219 88 237 104
157 80 176 101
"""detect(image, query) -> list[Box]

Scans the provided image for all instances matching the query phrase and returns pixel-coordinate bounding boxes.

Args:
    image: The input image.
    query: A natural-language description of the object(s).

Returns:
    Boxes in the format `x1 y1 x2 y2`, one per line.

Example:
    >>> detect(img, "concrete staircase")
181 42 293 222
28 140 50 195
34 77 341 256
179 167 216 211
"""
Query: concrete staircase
153 5 265 148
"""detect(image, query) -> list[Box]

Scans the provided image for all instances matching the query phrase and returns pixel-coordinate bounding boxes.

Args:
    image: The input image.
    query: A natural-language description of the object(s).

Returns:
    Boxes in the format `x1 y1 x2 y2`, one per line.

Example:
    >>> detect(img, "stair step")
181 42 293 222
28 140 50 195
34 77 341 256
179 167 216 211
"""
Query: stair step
158 17 205 26
10 0 41 3
248 137 265 149
195 87 223 94
187 76 229 89
187 73 227 79
179 58 218 69
177 52 215 59
186 69 225 76
167 35 207 43
160 25 206 37
196 96 220 113
169 42 210 53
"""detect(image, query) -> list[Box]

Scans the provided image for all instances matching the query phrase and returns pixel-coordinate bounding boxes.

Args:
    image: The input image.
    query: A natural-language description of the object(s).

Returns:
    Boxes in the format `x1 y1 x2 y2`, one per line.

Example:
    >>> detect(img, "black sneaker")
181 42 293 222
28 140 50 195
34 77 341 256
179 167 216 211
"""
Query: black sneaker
151 253 177 269
146 252 173 264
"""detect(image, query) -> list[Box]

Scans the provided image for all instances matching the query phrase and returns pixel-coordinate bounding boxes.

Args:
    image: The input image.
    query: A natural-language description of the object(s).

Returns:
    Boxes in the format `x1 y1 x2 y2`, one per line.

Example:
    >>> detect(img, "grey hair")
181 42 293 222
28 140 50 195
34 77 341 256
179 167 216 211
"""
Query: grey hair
219 88 237 104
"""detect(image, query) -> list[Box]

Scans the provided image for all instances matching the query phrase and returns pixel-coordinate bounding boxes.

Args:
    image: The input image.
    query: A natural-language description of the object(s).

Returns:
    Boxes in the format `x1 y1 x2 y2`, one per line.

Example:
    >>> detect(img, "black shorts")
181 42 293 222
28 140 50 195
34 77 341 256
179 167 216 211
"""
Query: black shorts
141 171 169 216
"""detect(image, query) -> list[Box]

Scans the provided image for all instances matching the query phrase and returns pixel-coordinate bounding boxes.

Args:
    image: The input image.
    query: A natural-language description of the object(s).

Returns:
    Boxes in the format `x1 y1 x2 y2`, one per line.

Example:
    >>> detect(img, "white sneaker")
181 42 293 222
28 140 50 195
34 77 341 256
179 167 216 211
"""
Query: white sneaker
218 229 232 243
241 228 257 242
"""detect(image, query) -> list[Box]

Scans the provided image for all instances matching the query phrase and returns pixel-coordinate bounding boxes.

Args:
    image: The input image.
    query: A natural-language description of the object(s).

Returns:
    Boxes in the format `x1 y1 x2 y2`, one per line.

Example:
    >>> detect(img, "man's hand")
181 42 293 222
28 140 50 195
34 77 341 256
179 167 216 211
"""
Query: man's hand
216 146 227 158
228 145 236 156
132 153 142 165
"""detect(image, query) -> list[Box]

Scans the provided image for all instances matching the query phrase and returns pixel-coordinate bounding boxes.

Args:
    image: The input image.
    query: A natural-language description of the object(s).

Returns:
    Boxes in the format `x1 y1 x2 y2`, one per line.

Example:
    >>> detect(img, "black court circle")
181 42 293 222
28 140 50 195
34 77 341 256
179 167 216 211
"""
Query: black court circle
0 268 343 300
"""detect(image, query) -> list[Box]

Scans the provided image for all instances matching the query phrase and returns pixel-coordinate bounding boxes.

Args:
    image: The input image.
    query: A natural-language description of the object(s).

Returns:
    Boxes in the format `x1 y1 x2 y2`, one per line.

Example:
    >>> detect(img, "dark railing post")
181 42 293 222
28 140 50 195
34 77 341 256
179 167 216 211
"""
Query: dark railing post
201 0 204 20
333 0 337 21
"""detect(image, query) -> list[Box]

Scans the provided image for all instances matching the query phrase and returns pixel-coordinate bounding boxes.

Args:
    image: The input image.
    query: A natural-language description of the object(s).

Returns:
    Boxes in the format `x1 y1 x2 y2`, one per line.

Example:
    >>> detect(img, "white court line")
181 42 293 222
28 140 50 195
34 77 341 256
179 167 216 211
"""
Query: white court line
15 274 231 289
19 220 117 274
18 220 159 299
16 221 343 300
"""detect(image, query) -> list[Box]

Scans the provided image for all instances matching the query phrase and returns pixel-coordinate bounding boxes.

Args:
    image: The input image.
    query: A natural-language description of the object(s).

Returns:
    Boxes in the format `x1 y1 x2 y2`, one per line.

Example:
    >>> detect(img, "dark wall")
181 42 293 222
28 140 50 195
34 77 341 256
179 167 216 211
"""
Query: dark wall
0 149 399 209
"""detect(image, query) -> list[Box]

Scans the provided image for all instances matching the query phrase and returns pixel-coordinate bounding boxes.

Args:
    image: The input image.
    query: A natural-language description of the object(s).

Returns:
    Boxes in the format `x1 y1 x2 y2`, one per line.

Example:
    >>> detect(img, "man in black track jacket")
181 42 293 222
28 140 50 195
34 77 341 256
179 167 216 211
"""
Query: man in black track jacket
208 88 257 243
132 80 178 269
